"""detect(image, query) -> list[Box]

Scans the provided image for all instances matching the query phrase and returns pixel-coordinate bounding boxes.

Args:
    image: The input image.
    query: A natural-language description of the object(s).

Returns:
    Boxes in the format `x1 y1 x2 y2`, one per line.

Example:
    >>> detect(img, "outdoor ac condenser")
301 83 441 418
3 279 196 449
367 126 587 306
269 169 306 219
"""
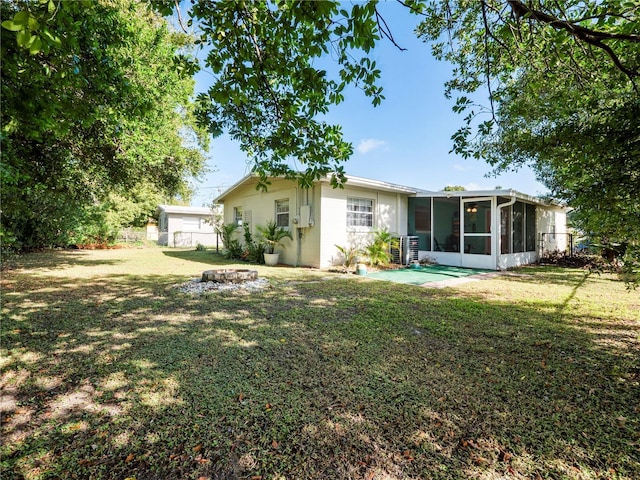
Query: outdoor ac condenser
392 235 419 265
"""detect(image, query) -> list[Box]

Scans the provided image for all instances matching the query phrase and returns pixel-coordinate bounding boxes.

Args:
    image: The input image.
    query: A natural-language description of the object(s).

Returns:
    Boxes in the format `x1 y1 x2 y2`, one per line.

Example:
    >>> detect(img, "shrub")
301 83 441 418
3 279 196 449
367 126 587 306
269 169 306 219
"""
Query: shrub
335 244 361 271
257 220 292 254
242 223 265 264
220 222 242 259
364 229 399 266
539 250 607 268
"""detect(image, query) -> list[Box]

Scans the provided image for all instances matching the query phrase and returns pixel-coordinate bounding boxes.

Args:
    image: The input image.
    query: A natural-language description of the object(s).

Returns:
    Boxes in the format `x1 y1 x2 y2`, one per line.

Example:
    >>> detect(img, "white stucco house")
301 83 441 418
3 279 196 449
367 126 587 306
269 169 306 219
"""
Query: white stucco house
156 205 217 247
213 174 569 270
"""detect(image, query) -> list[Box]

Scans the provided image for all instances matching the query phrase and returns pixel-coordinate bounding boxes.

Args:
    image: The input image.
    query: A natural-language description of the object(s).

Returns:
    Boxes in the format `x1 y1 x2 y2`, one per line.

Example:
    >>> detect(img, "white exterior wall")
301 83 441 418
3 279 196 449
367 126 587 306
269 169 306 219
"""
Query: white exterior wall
297 186 322 268
538 206 569 254
157 207 216 247
497 251 538 270
220 179 299 265
318 183 409 269
167 214 216 247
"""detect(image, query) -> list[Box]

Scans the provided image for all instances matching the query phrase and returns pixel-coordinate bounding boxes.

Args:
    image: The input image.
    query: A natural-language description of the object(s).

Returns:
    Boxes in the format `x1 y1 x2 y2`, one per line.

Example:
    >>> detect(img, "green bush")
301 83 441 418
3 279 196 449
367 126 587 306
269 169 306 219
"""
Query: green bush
242 224 265 264
364 229 398 266
257 219 293 254
220 222 242 260
335 244 361 271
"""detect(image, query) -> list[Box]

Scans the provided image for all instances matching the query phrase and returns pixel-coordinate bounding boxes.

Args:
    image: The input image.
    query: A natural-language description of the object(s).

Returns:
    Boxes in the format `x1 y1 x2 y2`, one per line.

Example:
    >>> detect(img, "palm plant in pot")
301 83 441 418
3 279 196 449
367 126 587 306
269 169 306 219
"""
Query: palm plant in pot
257 219 292 266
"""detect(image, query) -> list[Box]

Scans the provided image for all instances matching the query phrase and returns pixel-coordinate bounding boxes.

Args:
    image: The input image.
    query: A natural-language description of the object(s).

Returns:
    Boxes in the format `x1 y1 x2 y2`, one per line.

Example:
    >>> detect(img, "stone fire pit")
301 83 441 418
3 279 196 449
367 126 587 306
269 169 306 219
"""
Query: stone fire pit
201 269 258 284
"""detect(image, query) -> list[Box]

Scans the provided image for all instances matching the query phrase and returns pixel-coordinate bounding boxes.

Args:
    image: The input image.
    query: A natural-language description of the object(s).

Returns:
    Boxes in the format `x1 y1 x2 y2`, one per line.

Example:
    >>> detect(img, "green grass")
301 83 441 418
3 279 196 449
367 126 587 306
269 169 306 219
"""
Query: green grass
2 247 639 479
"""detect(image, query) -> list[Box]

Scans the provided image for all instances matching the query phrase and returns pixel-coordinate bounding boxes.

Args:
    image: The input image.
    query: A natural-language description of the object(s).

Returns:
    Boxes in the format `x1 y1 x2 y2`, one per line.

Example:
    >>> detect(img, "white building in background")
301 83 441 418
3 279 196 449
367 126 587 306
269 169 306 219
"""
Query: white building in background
156 205 217 247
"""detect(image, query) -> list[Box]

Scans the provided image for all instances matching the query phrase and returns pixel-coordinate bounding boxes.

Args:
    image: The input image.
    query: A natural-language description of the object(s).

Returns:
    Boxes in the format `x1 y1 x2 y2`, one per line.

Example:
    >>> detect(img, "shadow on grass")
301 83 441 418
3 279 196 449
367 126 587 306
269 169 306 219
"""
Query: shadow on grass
161 248 330 283
162 249 231 266
1 262 638 479
3 249 124 271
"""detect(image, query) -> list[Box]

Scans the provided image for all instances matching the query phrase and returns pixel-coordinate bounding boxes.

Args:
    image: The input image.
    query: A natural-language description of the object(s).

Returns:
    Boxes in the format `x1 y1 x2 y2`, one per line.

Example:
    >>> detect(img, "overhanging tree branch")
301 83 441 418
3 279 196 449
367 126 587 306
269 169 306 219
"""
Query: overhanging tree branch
481 1 496 119
375 6 407 51
507 0 639 80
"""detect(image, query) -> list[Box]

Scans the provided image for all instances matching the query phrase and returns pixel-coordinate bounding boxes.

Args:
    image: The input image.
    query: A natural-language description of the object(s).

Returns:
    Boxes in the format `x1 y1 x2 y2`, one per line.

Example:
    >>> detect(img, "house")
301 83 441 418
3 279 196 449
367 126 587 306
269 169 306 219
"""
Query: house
213 174 569 270
156 205 217 247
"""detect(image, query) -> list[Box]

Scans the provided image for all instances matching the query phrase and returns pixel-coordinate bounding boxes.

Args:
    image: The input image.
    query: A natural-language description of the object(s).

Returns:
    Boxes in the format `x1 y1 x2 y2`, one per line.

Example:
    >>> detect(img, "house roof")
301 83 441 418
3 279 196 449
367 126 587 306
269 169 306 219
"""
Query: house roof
212 174 565 209
339 175 418 194
213 173 418 203
419 189 565 207
157 205 214 216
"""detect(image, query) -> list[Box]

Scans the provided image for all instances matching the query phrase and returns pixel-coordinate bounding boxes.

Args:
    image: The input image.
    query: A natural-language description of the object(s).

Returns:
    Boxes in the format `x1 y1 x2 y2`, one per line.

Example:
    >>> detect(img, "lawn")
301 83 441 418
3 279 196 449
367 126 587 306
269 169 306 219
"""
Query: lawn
1 247 639 480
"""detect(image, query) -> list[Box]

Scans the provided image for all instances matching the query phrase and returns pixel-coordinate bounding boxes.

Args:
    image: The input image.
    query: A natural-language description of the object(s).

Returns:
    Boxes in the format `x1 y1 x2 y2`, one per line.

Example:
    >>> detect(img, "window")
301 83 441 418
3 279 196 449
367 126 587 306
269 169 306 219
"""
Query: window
500 200 537 254
500 205 511 254
513 201 525 253
275 199 289 228
347 197 373 227
233 206 243 226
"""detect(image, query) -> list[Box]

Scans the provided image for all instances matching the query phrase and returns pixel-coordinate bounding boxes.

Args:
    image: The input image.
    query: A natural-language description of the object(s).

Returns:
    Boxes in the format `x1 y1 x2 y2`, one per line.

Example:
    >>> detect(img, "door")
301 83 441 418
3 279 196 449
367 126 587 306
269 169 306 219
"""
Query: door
461 198 494 269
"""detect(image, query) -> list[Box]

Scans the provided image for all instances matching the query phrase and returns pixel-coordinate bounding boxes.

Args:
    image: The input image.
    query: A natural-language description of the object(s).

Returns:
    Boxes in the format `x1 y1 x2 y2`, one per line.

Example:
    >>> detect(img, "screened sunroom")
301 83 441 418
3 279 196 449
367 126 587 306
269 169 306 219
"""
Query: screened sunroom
407 190 568 270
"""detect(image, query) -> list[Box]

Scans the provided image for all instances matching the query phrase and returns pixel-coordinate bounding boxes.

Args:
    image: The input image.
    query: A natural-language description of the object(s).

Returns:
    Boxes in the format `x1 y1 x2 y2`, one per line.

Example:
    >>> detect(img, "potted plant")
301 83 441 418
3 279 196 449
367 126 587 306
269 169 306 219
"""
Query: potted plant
257 219 293 266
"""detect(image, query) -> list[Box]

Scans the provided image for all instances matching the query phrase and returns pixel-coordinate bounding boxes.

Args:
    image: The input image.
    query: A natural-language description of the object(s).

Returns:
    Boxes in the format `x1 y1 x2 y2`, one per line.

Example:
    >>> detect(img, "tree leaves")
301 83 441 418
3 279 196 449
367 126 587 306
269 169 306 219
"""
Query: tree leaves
178 0 394 188
417 0 640 247
1 0 206 251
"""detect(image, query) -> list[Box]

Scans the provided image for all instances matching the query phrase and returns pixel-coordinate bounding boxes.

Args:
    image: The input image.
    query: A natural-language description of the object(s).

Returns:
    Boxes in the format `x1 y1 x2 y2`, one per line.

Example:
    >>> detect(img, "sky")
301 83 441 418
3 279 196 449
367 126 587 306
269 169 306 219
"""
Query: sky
187 3 547 207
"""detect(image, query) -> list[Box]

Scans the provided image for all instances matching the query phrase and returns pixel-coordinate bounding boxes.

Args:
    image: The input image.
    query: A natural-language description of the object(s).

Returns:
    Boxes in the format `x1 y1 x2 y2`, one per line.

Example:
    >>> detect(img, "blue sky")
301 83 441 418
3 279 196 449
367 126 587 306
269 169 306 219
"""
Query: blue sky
187 3 546 207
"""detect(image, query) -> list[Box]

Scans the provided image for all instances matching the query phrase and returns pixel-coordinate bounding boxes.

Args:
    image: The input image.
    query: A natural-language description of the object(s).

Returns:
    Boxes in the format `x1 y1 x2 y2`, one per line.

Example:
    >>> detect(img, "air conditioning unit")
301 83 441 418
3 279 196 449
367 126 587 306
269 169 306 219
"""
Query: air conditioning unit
391 235 419 265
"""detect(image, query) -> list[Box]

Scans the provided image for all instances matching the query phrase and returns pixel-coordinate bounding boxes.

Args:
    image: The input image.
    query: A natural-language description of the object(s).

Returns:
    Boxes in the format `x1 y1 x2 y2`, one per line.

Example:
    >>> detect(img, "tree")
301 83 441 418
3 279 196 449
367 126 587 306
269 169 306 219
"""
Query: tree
442 185 466 191
151 0 395 190
415 0 639 247
1 0 206 251
5 0 638 274
151 1 637 242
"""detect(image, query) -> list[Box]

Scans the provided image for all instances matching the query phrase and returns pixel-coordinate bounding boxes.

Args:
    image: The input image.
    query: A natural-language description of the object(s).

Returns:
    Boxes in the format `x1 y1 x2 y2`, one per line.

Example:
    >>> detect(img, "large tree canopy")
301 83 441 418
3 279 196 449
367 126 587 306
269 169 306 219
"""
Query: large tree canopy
1 0 206 250
3 0 638 257
151 0 639 244
415 0 640 243
152 0 392 190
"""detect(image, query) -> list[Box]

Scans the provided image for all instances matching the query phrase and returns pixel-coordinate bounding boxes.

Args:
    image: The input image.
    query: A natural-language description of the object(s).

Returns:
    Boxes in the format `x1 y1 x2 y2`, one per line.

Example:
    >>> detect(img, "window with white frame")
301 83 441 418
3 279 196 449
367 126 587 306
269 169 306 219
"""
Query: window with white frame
233 206 243 226
275 199 289 228
347 197 374 227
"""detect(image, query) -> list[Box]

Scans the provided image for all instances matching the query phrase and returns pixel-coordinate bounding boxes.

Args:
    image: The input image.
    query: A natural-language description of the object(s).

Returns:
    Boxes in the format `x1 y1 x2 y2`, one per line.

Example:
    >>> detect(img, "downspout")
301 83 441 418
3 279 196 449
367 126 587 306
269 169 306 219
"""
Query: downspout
295 186 300 267
376 192 380 229
496 192 516 270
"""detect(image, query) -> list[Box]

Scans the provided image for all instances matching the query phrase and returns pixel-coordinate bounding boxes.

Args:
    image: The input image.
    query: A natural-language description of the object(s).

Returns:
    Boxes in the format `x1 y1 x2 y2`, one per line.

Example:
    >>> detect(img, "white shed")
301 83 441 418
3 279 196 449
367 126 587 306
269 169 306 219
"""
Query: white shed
156 205 217 247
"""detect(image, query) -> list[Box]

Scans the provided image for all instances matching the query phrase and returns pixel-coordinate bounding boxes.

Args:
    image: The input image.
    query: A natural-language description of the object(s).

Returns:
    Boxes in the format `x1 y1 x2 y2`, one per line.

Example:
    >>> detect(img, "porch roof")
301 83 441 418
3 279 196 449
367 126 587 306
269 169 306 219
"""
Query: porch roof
415 189 565 208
